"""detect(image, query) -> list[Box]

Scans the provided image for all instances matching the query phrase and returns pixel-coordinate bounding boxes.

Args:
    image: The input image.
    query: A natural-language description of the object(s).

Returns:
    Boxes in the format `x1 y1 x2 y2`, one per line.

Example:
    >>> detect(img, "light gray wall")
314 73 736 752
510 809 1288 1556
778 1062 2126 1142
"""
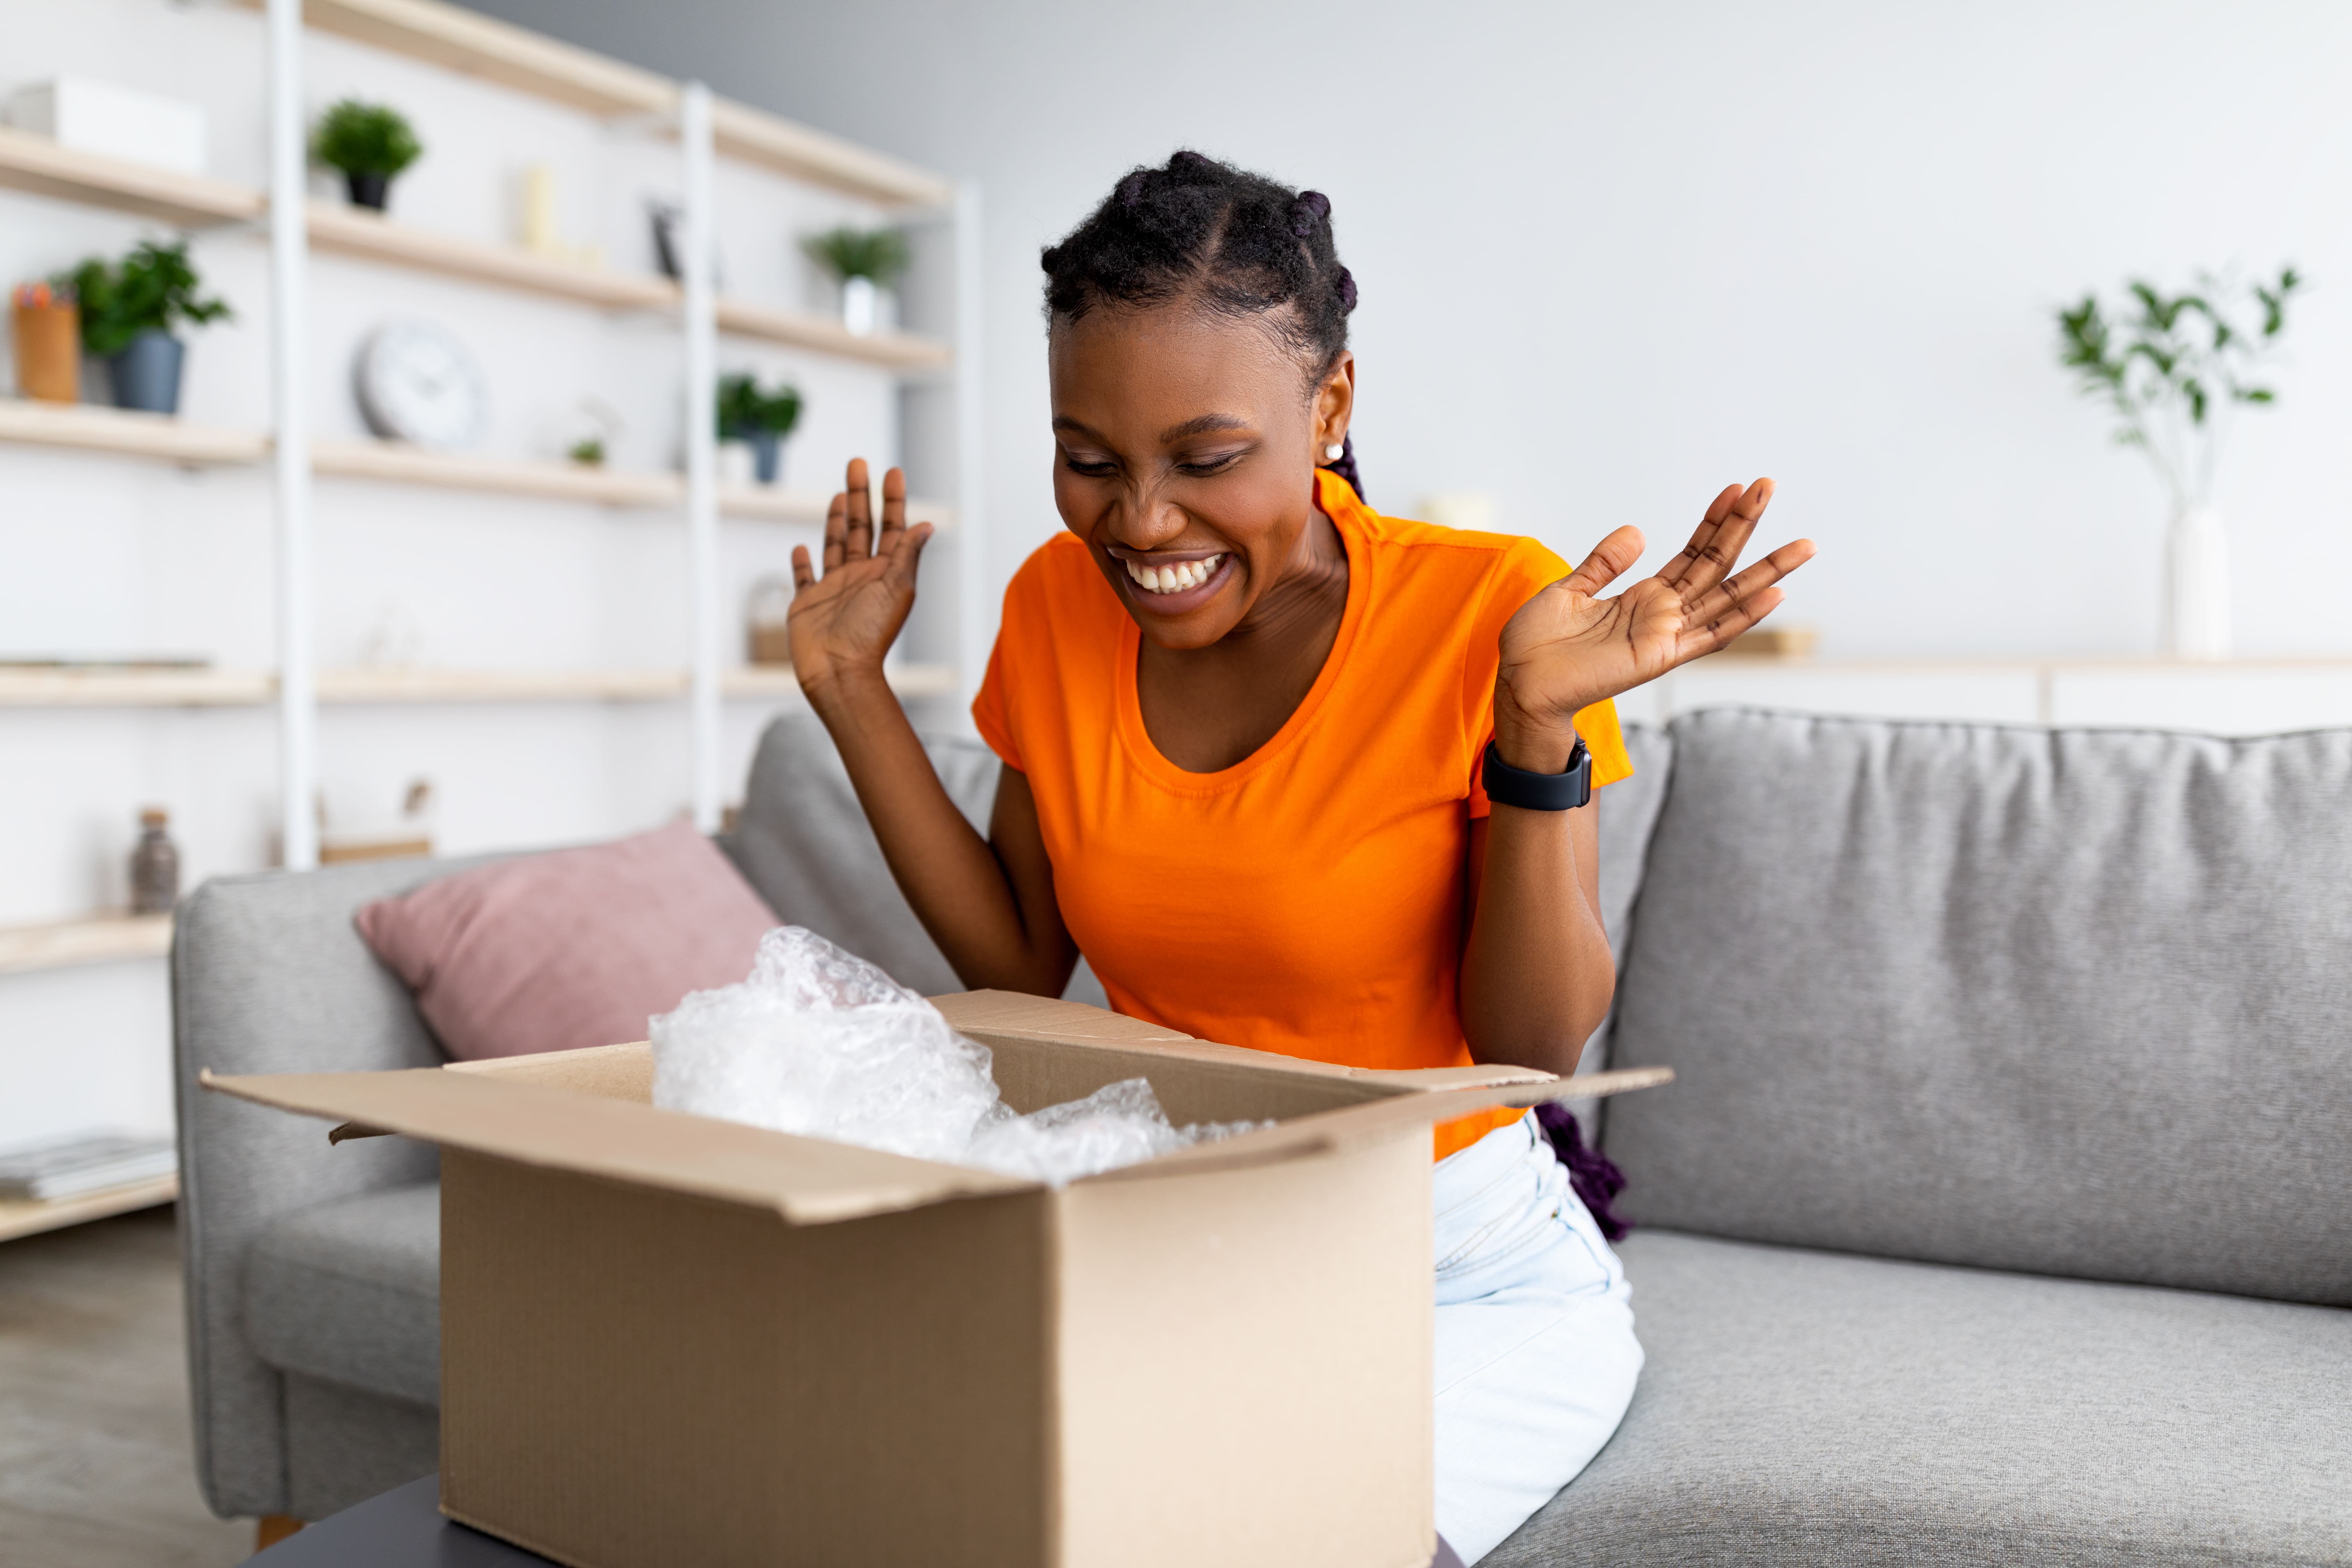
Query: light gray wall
462 0 2352 659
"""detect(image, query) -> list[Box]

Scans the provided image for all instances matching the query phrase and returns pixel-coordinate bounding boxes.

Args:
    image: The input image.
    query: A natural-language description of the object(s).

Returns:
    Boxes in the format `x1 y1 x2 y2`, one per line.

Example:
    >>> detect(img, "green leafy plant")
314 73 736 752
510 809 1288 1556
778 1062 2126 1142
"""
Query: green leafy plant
2056 266 2301 511
68 241 231 357
716 374 803 438
802 226 909 285
312 99 422 176
566 436 606 467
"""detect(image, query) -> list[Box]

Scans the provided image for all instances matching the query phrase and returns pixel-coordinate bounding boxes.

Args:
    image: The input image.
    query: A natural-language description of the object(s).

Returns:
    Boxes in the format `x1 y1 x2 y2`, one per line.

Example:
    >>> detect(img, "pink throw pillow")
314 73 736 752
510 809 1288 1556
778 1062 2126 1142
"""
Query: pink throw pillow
355 820 777 1061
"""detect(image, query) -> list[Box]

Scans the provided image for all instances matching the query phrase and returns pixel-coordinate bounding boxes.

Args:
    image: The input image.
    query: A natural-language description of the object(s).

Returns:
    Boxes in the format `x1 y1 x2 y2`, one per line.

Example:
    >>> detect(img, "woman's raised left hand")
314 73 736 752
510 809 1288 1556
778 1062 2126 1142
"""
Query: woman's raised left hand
1493 478 1815 769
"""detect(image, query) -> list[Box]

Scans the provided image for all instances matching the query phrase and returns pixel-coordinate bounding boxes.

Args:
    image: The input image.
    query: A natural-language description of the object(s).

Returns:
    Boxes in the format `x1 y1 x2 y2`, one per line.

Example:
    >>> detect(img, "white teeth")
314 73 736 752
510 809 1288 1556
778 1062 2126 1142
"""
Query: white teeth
1124 555 1223 594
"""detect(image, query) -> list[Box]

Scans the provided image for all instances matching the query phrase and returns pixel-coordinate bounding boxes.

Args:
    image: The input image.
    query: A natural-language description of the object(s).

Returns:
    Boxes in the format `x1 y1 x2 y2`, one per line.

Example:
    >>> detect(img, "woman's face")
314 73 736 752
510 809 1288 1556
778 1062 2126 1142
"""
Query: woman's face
1049 302 1353 651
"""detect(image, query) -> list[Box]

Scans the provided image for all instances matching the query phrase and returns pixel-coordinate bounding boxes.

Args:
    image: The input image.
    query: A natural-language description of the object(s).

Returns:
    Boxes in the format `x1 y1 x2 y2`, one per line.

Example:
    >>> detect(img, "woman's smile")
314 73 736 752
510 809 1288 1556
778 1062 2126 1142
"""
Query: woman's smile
1117 550 1231 608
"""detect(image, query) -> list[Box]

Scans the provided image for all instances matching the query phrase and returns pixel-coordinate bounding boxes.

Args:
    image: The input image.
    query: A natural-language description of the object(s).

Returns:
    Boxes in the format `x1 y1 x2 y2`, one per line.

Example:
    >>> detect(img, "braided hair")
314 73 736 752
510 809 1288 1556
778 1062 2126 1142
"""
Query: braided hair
1040 149 1365 501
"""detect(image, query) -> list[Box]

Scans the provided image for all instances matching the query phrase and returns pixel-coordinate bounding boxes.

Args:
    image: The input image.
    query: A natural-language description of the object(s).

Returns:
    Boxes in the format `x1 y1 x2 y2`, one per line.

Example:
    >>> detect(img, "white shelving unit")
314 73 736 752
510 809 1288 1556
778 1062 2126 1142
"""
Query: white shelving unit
0 0 979 1228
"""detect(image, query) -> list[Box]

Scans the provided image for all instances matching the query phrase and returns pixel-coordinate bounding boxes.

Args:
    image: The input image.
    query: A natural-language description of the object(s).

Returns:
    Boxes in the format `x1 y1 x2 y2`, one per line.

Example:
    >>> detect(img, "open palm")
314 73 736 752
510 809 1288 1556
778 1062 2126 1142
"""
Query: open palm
788 457 934 696
1497 479 1816 742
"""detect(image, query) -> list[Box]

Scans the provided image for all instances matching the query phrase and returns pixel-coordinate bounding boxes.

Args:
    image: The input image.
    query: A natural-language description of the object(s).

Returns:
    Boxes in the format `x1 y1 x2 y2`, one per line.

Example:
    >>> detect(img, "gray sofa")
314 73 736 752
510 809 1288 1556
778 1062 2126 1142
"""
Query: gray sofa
175 709 2352 1561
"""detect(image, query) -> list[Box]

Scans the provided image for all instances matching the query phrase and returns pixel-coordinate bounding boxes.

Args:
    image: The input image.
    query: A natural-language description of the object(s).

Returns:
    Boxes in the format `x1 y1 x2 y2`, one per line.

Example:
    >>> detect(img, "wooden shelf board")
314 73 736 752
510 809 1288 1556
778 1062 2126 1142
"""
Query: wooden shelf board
0 667 271 706
0 400 267 466
0 124 263 227
311 439 679 505
0 913 174 975
706 99 952 207
0 664 958 708
317 668 686 704
310 443 954 520
1692 654 2352 674
257 0 671 116
715 298 952 370
307 202 678 309
244 0 947 206
717 484 953 527
723 663 957 701
0 1173 178 1245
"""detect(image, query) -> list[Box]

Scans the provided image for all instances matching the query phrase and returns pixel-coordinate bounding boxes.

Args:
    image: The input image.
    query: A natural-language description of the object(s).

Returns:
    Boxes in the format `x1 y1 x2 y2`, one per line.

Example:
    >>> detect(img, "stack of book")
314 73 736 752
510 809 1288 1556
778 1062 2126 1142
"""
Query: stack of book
0 1131 176 1202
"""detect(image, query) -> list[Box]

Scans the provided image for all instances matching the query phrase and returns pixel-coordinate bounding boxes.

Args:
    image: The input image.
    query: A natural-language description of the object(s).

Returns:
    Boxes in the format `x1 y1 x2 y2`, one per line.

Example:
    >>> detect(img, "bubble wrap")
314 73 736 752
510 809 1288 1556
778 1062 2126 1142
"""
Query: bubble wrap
650 927 1262 1185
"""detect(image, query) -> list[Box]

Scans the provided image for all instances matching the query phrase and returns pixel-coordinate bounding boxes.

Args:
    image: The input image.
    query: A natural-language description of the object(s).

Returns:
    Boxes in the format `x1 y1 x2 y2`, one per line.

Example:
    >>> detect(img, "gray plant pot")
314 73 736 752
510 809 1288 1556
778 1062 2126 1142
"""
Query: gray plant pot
748 430 783 485
345 170 391 210
108 330 185 415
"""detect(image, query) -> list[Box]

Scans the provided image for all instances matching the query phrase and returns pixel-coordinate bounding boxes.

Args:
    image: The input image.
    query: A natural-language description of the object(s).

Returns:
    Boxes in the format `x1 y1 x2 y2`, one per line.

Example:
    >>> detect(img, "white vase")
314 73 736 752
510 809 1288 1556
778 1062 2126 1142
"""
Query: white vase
841 275 878 337
2164 505 2231 660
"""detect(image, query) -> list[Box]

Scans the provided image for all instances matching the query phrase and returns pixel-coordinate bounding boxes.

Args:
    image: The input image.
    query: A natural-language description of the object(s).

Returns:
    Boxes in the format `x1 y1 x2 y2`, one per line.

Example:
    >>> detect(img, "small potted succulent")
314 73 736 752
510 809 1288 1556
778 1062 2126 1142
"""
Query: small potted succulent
717 374 803 485
69 241 232 415
313 99 422 211
803 226 909 337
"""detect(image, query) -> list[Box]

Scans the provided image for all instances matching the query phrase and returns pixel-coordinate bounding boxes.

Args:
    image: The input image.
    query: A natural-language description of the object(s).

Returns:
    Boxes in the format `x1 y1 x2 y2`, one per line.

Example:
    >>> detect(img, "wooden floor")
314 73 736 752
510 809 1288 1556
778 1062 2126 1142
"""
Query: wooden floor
0 1206 253 1566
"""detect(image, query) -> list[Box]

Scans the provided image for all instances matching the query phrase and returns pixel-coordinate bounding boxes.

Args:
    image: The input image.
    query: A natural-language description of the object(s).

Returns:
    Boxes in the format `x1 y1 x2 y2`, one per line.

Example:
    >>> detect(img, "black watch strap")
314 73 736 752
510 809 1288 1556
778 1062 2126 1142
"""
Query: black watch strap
1483 738 1592 811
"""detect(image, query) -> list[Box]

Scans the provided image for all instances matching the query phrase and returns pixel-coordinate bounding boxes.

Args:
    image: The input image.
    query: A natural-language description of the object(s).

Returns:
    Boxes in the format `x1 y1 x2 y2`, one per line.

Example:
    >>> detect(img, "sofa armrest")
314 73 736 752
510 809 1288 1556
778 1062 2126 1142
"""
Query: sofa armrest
172 854 498 1518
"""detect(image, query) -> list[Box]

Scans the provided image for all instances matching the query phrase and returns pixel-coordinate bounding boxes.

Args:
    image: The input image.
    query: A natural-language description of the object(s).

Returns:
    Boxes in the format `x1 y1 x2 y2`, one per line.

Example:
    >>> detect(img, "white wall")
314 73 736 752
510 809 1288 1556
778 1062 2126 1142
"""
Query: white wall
460 0 2352 660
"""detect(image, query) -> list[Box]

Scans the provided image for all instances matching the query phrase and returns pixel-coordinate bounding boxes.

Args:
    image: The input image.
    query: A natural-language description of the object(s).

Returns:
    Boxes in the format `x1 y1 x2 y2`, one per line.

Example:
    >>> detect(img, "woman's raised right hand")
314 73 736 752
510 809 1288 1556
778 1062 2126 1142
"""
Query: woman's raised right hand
788 457 934 701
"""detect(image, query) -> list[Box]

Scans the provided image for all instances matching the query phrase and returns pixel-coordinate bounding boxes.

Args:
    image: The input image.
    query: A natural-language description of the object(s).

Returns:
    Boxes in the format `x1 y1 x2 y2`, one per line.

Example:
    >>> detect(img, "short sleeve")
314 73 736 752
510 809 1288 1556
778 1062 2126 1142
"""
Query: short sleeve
969 625 1023 772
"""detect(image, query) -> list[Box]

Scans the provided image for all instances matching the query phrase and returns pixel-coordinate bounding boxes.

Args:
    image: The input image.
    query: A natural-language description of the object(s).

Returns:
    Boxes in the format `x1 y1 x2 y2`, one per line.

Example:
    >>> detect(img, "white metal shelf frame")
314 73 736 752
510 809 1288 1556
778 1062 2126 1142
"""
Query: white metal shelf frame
234 0 978 866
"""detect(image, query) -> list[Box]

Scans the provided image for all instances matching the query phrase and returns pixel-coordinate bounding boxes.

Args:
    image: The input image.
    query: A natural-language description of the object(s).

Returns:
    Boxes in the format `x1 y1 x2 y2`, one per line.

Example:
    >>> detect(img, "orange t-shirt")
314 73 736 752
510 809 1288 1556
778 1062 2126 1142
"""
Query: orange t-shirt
972 468 1633 1160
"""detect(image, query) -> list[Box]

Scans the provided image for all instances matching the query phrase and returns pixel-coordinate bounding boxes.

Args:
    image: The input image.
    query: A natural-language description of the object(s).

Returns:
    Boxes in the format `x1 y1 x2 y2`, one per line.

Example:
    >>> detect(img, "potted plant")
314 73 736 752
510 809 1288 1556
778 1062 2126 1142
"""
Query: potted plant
313 99 422 211
716 373 803 485
803 226 909 337
2056 266 2300 659
69 241 231 415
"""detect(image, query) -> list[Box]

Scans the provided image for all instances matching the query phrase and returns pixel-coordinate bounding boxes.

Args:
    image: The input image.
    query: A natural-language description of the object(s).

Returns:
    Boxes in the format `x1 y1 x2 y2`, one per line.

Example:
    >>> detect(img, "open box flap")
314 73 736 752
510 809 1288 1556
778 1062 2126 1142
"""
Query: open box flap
202 992 1670 1220
1073 1065 1676 1184
200 1066 1041 1224
932 990 1560 1091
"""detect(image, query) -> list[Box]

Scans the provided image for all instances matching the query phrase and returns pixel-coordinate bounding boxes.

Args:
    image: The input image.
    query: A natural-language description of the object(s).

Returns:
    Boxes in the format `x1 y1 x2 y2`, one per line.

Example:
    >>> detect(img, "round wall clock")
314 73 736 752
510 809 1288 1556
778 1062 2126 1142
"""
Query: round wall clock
354 319 489 450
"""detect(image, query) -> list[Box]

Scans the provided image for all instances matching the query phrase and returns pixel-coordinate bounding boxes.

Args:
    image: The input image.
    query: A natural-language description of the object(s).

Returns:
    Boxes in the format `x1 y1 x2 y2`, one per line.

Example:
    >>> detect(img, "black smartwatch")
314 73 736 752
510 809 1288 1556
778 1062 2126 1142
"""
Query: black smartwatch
1483 738 1592 811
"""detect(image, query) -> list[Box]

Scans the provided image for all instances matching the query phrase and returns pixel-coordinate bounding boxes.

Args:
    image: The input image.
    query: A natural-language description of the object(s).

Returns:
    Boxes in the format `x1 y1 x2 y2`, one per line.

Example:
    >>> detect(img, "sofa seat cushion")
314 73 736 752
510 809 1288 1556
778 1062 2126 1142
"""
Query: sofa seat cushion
1491 1230 2352 1567
245 1182 440 1409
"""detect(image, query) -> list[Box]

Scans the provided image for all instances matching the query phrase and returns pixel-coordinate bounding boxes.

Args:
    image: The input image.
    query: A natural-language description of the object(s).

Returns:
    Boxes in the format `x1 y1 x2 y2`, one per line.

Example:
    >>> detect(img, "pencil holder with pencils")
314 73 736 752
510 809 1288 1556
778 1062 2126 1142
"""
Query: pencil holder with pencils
10 281 79 403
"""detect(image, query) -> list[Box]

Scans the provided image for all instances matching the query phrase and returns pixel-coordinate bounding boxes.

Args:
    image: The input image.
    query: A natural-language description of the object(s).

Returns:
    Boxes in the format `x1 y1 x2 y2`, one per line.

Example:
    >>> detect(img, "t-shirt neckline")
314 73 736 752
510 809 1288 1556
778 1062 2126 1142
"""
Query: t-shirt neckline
1113 471 1372 794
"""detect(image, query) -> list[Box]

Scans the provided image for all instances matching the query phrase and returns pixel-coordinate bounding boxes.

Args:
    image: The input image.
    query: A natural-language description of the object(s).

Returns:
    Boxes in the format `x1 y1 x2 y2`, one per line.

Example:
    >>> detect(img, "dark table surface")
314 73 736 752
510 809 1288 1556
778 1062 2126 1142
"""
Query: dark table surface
246 1477 558 1566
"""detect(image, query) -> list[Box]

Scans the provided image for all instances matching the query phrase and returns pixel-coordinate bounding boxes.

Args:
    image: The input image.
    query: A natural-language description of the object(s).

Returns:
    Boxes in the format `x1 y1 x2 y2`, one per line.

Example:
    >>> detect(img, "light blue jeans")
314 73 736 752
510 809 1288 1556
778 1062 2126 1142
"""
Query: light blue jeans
1433 1112 1644 1563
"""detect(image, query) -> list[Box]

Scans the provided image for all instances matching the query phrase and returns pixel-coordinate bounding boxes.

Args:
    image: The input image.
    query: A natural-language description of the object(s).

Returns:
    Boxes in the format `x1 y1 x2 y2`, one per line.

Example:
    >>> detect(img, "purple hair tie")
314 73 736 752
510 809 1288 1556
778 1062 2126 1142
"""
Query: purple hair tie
1289 189 1331 237
1116 171 1149 210
1336 265 1358 313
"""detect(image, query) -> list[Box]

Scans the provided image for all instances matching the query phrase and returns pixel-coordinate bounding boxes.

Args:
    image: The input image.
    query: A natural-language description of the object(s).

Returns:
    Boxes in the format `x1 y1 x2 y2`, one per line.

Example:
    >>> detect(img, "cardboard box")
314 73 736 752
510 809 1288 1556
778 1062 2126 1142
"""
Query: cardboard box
206 990 1668 1568
9 77 207 175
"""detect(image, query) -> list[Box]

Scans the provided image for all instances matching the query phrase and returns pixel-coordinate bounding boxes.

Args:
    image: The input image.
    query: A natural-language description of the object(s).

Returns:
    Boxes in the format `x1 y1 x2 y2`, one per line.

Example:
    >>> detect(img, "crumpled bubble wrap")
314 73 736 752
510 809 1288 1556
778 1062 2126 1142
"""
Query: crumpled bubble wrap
650 926 1261 1185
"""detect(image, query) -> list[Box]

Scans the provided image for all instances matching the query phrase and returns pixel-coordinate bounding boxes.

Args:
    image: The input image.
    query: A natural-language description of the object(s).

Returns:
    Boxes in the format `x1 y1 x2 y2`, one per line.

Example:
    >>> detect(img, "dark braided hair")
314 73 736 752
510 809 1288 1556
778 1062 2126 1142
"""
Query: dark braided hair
1040 149 1365 501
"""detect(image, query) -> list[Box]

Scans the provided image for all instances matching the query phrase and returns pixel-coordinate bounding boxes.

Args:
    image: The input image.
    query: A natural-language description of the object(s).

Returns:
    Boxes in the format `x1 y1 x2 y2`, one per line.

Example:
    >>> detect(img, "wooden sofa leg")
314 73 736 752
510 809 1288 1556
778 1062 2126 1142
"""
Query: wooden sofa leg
257 1515 305 1549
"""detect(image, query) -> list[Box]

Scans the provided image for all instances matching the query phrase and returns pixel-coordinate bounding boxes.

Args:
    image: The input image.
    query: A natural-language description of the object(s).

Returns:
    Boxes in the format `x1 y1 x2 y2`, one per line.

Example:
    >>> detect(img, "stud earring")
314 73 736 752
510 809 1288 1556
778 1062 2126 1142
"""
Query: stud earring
1323 442 1344 462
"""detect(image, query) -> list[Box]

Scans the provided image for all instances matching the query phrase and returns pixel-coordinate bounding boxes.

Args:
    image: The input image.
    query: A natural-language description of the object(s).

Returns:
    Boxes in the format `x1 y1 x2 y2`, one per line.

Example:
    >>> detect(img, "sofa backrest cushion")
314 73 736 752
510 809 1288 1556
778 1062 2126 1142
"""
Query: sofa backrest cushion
1556 723 1675 1131
355 820 777 1059
723 713 1111 1007
1603 708 2352 1307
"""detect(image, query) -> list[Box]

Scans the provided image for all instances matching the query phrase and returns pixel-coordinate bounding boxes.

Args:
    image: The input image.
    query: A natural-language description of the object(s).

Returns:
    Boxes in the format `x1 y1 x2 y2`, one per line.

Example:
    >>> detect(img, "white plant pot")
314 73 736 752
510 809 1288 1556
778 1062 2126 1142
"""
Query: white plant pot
841 275 878 337
717 441 753 488
2165 505 2231 660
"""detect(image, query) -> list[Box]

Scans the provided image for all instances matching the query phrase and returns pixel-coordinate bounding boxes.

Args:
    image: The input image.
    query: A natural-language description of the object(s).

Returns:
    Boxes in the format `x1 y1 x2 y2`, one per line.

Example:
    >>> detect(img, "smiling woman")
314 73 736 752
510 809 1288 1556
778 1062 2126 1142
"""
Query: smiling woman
786 149 1813 1564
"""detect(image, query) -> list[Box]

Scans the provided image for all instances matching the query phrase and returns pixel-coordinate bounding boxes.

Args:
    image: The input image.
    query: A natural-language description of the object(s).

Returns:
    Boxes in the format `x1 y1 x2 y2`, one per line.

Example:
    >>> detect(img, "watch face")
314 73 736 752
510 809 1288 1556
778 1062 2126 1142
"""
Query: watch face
355 319 489 450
